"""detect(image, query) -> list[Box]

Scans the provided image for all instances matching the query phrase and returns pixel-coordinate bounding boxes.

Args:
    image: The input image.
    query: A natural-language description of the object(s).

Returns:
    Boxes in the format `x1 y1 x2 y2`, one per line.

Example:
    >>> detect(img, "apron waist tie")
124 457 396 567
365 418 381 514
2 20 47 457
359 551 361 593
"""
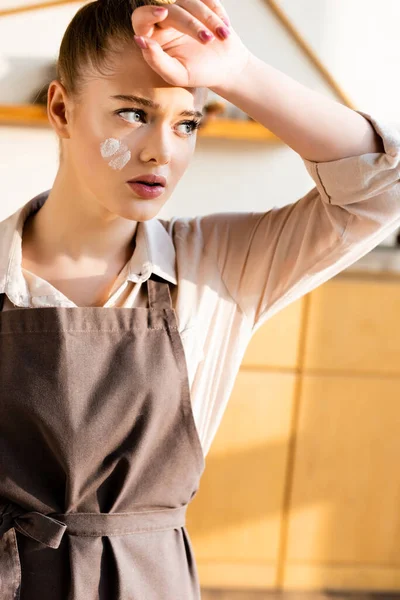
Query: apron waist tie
0 501 188 600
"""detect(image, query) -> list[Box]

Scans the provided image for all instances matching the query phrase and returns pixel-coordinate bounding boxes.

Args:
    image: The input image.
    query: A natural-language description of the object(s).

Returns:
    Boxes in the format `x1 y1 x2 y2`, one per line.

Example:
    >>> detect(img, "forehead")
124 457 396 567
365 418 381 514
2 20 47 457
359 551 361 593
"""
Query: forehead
86 44 207 110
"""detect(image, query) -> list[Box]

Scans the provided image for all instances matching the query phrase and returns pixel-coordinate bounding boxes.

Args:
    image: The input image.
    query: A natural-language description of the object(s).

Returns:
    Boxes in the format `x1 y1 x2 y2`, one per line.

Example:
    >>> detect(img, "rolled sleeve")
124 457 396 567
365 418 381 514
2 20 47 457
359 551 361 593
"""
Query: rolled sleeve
303 110 400 206
198 110 400 331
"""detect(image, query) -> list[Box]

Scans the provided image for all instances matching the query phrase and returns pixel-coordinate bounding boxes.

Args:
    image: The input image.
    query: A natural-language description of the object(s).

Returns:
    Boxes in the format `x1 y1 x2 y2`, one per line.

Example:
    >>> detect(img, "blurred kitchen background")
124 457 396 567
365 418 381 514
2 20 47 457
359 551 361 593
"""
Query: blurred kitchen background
1 1 400 598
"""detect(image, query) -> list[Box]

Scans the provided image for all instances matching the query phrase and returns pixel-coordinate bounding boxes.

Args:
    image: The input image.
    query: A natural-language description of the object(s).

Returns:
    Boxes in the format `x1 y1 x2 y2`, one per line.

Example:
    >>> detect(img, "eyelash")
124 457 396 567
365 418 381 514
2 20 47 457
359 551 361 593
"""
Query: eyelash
114 108 201 136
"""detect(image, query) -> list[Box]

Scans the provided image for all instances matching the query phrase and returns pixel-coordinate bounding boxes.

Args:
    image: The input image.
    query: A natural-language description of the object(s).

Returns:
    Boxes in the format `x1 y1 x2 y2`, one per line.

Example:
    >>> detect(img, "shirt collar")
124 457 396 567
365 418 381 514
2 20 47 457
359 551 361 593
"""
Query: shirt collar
0 189 177 297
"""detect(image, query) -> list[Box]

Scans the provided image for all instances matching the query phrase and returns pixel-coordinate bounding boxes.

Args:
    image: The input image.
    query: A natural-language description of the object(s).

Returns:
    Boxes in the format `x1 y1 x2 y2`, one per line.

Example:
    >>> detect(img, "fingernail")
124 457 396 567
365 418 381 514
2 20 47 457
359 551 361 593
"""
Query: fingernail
198 30 214 43
222 16 231 27
134 35 148 49
216 26 231 39
153 7 167 15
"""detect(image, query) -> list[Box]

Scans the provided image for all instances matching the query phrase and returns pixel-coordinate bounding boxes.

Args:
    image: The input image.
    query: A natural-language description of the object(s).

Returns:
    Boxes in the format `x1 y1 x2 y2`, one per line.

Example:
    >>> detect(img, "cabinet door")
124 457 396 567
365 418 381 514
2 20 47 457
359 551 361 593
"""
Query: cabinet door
284 374 400 591
188 371 298 590
242 298 304 369
304 277 400 374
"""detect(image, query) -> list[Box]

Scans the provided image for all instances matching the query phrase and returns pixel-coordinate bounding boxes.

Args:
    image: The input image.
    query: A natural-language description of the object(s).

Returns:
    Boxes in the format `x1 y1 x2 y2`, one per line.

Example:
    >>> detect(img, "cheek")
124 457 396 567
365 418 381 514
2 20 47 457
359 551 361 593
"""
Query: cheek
175 143 195 177
73 110 132 173
100 137 131 171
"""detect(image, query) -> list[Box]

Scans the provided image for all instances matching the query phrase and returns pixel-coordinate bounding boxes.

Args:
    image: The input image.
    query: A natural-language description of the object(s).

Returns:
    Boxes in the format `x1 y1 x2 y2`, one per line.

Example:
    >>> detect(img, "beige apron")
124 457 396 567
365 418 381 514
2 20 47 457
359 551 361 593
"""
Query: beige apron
0 274 205 599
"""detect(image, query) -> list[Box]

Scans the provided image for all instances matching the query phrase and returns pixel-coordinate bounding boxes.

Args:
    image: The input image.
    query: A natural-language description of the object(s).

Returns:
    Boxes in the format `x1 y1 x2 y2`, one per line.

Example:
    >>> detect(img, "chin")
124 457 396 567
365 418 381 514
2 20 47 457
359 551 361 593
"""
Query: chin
116 202 166 222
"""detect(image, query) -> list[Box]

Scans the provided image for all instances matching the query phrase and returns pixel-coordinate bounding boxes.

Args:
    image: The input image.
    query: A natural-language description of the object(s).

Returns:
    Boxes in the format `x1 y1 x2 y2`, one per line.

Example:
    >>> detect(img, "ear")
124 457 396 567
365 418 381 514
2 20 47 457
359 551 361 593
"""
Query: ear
47 80 73 141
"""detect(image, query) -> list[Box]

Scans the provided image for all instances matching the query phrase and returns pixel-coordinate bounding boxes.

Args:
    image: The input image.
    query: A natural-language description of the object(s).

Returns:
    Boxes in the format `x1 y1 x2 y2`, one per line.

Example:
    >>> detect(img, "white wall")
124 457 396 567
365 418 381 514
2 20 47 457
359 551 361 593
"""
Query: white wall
0 0 398 232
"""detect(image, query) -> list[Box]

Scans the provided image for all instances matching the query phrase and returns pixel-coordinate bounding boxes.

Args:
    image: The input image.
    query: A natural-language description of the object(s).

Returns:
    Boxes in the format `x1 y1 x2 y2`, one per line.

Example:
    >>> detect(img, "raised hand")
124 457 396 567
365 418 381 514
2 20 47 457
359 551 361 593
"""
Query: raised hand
131 0 251 89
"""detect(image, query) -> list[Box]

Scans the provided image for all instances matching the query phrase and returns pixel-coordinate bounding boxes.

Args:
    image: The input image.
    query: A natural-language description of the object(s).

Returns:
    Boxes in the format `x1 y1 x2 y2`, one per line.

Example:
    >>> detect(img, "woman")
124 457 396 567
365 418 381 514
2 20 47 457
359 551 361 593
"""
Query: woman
0 0 399 598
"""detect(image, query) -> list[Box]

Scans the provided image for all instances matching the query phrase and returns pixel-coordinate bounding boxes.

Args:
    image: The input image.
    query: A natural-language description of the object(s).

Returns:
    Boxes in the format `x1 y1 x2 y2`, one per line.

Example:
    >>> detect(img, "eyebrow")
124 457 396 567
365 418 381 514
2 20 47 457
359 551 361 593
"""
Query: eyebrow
109 94 204 119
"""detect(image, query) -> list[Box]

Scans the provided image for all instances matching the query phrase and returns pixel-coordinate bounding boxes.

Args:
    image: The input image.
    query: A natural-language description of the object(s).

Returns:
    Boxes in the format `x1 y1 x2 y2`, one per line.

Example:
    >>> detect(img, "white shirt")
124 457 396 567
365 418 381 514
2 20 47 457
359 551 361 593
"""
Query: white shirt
1 109 399 457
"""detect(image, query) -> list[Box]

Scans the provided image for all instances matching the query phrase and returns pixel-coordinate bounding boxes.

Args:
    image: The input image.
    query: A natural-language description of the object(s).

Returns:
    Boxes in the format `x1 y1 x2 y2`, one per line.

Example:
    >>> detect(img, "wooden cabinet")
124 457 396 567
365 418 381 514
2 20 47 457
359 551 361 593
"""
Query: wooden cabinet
284 374 400 590
303 277 400 375
188 297 304 589
188 274 400 593
188 371 298 589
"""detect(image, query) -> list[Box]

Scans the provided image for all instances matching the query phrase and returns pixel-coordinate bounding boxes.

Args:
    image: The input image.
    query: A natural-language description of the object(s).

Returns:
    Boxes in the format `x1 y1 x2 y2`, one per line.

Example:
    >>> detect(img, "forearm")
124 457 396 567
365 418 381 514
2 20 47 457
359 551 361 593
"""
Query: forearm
210 53 384 162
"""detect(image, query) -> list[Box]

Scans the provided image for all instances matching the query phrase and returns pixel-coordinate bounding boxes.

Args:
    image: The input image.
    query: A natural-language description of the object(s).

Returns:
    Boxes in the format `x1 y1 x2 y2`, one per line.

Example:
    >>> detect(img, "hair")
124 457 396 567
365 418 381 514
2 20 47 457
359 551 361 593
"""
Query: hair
54 0 173 162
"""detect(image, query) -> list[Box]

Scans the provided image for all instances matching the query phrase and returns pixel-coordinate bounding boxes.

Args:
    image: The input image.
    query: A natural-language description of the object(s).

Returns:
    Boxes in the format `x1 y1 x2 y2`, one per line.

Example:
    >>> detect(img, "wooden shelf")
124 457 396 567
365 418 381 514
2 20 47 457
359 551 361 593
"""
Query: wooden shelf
199 118 279 142
0 104 280 142
0 104 49 126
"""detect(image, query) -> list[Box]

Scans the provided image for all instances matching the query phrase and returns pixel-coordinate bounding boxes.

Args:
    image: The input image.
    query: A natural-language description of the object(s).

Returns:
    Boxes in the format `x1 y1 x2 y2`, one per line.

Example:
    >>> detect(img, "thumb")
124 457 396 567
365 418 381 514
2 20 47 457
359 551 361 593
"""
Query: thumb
133 36 188 86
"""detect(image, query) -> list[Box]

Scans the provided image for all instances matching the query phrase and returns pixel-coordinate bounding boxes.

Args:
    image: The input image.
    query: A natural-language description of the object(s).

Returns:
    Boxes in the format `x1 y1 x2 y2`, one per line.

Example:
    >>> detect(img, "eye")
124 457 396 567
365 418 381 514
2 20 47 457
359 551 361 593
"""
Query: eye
177 120 201 136
113 108 201 136
114 108 146 123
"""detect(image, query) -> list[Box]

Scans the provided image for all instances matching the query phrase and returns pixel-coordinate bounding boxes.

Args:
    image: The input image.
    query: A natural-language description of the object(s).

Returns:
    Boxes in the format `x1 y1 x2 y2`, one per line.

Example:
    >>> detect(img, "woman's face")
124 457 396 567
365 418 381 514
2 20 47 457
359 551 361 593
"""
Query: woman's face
54 44 207 222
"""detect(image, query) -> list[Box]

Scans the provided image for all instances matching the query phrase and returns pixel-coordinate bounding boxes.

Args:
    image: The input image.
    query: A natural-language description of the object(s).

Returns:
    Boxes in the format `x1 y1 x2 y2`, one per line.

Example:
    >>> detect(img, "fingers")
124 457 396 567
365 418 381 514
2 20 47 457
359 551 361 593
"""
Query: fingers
170 0 231 37
131 5 170 39
195 0 231 27
132 36 189 86
132 1 232 44
155 4 219 44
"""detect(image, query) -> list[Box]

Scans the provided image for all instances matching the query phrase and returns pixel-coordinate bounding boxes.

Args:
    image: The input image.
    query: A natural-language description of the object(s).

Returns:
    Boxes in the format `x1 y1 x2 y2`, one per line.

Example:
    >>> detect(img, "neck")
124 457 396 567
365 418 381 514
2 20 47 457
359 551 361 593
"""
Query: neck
22 168 138 274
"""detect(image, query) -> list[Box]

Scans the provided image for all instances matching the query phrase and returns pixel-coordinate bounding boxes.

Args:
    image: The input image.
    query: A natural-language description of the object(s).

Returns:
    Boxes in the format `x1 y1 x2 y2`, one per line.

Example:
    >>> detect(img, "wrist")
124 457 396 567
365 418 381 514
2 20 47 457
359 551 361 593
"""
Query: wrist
209 50 255 101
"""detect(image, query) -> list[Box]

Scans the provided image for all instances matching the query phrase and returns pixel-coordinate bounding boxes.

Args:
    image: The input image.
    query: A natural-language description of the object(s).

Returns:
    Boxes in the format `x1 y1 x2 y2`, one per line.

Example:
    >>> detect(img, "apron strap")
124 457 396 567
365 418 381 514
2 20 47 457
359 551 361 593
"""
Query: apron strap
0 293 5 312
147 275 173 311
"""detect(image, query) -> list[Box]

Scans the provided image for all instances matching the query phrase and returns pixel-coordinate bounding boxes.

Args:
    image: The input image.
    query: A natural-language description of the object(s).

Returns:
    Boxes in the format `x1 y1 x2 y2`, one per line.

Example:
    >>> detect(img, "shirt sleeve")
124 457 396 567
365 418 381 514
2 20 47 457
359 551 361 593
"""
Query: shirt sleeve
195 110 400 332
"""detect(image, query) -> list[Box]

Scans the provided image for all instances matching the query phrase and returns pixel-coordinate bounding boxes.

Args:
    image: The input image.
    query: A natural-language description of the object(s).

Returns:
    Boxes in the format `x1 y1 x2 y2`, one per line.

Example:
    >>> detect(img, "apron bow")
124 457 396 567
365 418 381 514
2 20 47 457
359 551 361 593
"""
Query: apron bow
0 500 187 599
0 501 67 600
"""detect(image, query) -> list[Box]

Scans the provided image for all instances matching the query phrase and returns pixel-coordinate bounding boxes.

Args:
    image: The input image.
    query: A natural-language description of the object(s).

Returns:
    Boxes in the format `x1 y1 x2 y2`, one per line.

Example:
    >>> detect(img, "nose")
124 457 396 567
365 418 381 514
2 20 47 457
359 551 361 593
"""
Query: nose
138 123 172 165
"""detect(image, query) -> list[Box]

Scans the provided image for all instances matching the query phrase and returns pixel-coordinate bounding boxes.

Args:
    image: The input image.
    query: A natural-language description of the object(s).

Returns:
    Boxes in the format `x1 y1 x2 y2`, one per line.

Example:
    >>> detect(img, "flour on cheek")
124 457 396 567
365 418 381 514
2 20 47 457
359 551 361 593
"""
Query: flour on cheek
108 151 131 170
100 137 131 171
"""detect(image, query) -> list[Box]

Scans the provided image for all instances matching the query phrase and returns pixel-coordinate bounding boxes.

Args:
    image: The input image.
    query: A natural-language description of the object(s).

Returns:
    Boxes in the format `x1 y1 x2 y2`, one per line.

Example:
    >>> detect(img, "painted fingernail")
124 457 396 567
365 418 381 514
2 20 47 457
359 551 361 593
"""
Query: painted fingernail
153 7 167 15
134 36 148 49
198 30 214 43
216 26 231 39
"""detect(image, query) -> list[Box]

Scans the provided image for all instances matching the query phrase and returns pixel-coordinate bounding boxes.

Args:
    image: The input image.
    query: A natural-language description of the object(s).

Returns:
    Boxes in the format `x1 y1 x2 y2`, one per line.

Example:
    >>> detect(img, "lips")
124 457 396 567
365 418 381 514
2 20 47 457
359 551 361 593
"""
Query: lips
127 180 166 200
127 174 166 187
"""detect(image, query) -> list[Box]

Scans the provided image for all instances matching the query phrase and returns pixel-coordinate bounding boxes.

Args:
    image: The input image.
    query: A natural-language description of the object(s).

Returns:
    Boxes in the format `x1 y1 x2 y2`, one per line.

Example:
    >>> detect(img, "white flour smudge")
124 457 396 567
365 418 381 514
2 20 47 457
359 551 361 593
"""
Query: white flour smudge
109 150 131 170
100 138 121 158
100 137 131 170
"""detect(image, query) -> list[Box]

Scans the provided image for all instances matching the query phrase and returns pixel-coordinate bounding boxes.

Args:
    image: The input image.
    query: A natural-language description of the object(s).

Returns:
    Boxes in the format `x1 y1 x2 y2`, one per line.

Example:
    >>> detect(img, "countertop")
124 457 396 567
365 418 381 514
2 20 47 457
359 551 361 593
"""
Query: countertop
338 245 400 280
